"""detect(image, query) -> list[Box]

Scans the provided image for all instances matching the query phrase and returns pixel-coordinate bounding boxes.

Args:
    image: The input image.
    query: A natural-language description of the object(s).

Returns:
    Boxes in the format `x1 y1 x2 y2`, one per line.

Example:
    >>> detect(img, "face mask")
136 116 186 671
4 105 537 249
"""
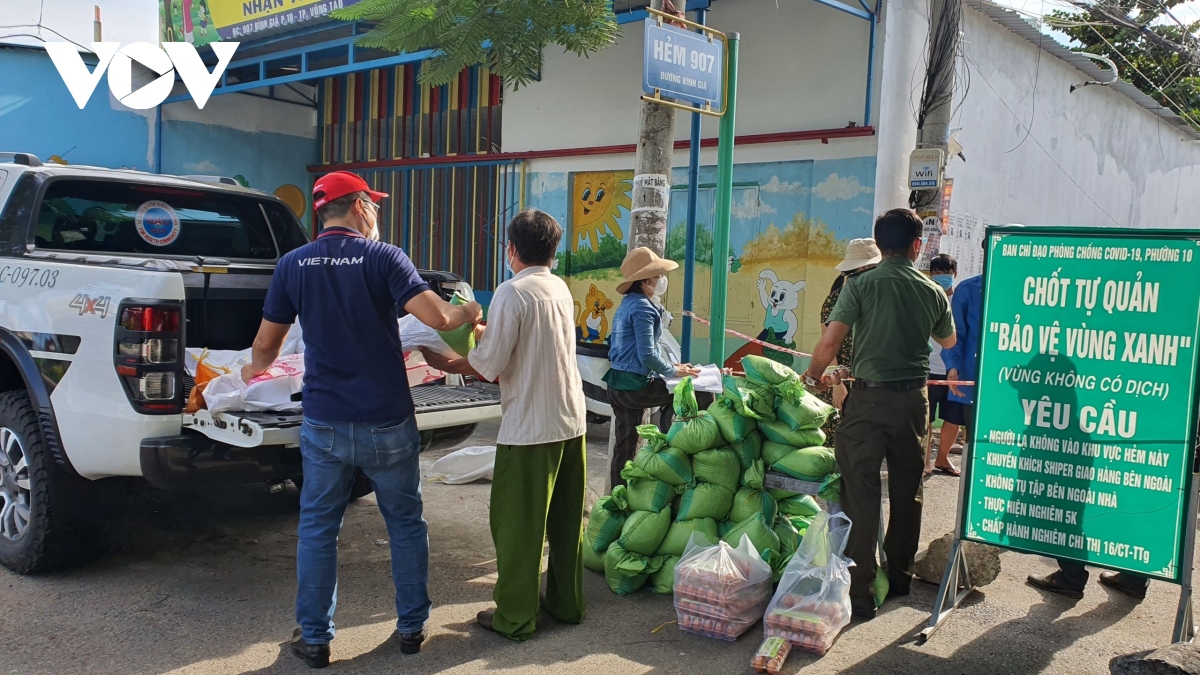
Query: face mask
505 249 515 274
654 276 668 297
932 274 954 291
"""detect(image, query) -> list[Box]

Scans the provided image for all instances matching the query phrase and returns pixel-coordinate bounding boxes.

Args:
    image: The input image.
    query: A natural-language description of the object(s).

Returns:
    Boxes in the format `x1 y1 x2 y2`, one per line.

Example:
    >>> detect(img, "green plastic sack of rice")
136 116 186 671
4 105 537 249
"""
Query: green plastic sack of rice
604 543 664 595
774 514 802 557
719 375 776 421
583 540 609 573
676 480 735 521
655 517 719 557
760 418 827 448
630 425 693 486
776 493 821 518
585 485 629 553
767 487 798 500
772 446 838 481
741 354 799 388
650 555 680 594
690 447 741 491
761 548 792 584
618 508 673 556
774 389 835 431
786 514 813 537
725 431 760 472
875 566 890 608
436 293 477 356
728 460 778 526
761 441 796 467
666 378 720 453
721 512 781 555
622 468 680 513
819 472 842 503
708 400 757 444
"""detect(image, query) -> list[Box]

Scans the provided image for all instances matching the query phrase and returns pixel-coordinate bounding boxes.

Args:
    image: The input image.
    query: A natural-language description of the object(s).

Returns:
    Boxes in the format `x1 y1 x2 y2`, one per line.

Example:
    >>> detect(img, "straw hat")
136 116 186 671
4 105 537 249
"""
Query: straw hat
835 238 883 272
616 247 679 294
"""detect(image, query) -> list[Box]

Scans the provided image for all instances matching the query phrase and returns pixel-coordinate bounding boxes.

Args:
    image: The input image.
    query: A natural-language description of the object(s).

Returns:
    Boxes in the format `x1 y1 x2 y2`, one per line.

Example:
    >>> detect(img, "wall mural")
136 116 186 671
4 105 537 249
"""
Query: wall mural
527 157 878 368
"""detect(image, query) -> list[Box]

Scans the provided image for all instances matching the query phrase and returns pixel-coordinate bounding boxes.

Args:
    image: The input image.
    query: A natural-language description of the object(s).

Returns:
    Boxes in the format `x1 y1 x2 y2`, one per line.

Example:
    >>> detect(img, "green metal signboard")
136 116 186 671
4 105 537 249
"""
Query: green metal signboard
963 226 1200 581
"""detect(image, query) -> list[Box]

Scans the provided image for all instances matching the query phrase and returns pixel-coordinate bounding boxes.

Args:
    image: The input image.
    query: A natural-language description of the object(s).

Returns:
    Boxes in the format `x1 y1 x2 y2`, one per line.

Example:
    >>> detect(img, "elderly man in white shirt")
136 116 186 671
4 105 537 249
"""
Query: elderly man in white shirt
422 209 587 642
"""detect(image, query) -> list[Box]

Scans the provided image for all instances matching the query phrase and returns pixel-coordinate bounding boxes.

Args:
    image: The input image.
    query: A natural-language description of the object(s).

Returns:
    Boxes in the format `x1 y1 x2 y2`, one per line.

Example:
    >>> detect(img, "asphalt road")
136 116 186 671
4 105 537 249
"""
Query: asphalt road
0 421 1187 674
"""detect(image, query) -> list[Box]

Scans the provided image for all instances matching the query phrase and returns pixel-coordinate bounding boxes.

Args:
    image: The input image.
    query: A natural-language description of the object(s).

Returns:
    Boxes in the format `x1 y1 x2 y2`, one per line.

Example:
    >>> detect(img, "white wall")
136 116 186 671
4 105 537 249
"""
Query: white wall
504 0 879 155
878 0 1200 277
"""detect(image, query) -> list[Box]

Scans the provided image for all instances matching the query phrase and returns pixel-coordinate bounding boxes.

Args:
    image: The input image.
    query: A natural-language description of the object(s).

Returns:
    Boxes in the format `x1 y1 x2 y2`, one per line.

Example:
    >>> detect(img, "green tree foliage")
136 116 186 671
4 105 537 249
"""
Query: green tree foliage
332 0 620 87
554 232 628 276
1048 1 1200 125
665 221 735 266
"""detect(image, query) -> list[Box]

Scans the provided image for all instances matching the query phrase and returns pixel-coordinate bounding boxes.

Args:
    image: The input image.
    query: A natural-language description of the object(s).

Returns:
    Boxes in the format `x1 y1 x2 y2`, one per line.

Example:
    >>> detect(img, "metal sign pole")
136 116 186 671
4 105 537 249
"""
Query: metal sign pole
1173 472 1198 643
919 434 979 643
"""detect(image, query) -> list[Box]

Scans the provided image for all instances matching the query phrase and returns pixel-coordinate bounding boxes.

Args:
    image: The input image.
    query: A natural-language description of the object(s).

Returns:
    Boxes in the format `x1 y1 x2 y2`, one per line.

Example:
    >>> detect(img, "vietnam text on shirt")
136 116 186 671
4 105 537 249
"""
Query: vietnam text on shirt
262 226 431 423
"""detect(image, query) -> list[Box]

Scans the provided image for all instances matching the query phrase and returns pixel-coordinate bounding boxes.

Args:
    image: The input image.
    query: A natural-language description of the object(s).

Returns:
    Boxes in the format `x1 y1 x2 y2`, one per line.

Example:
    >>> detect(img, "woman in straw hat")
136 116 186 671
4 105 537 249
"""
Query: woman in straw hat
603 247 700 489
816 238 882 446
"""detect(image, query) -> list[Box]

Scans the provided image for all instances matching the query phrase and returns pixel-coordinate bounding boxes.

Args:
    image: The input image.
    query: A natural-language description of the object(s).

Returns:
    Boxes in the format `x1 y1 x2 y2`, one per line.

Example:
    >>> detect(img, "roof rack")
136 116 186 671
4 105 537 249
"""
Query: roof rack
0 153 43 167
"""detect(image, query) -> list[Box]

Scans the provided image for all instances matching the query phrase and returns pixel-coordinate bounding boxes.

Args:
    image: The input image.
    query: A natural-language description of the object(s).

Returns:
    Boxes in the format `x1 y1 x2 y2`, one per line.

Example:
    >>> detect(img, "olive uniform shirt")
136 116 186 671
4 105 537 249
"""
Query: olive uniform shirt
827 256 954 382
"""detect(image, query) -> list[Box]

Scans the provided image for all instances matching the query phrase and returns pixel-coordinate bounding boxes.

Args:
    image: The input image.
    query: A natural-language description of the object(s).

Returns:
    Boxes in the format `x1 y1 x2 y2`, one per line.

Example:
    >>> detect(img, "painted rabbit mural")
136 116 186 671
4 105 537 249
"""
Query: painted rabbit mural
753 269 804 367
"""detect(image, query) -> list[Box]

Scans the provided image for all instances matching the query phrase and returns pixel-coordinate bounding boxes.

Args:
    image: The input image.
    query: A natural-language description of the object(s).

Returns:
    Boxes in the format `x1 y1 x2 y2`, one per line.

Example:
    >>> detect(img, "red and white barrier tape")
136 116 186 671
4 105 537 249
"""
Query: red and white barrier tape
682 310 976 387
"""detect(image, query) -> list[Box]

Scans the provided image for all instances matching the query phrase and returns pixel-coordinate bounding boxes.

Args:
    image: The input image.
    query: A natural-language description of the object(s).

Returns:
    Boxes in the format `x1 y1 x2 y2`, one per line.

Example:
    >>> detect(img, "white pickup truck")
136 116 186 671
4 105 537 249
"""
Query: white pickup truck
0 153 501 573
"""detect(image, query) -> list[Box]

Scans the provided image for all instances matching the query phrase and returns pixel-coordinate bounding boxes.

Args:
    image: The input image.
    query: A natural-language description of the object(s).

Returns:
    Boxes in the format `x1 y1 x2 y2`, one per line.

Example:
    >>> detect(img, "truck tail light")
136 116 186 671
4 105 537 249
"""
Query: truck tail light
120 306 180 332
114 301 185 415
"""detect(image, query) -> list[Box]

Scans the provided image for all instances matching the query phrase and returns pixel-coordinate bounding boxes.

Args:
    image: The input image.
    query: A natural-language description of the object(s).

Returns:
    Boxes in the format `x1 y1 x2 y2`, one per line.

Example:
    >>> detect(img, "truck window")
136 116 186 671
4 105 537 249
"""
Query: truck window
263 201 311 255
36 179 279 260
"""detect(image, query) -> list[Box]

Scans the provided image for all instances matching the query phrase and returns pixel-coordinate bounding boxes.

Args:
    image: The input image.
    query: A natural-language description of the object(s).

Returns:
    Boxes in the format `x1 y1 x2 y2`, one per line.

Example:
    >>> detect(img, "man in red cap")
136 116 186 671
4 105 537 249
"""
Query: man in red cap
243 170 482 668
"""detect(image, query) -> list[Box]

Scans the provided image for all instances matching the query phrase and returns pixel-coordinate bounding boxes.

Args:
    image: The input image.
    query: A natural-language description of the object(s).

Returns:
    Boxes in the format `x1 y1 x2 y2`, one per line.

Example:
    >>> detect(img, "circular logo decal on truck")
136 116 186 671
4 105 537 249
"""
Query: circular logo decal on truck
135 201 180 247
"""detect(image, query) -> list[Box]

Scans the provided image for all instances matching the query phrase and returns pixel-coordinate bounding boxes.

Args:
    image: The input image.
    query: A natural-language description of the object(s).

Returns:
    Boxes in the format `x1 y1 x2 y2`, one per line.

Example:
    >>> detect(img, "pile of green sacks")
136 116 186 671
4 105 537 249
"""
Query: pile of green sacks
583 356 843 595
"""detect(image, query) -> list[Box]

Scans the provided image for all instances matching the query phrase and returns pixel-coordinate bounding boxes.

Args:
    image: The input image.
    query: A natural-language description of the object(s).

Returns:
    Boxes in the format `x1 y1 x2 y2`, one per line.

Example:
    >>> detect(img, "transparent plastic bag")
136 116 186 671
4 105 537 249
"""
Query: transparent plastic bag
763 511 853 656
673 531 773 641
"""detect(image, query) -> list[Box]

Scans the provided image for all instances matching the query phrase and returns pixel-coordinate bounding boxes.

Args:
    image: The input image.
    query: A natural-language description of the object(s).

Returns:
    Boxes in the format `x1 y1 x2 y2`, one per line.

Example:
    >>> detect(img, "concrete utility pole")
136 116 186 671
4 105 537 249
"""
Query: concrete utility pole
629 0 684 255
911 0 961 264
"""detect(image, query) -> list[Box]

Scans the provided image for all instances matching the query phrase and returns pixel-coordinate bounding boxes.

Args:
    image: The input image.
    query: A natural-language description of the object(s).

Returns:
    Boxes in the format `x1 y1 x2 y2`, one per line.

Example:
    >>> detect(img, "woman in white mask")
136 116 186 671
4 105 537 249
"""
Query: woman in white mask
604 247 698 490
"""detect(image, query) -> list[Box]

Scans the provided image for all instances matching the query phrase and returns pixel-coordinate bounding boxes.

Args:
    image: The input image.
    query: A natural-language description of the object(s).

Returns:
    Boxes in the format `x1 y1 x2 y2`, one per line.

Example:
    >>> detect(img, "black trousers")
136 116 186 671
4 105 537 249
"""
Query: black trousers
835 386 929 600
607 380 675 490
1055 560 1149 592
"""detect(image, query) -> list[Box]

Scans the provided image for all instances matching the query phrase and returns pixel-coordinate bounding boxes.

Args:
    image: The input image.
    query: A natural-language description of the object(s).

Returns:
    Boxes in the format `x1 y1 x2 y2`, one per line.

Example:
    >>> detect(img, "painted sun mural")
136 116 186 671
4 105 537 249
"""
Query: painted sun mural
570 171 633 252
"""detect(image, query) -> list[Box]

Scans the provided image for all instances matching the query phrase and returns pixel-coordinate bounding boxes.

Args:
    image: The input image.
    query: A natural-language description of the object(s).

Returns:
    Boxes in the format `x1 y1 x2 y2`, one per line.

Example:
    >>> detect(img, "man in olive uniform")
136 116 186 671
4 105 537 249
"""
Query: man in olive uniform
803 208 956 621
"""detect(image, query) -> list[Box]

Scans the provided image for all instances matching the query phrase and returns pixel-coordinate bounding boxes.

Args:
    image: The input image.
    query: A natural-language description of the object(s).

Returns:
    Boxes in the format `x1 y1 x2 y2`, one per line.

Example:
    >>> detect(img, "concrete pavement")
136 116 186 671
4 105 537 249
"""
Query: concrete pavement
0 421 1186 674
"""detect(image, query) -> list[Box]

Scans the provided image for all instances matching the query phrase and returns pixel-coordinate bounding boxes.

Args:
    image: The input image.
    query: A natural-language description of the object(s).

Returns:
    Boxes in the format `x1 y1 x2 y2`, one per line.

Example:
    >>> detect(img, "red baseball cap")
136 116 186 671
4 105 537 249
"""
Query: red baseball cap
312 171 388 211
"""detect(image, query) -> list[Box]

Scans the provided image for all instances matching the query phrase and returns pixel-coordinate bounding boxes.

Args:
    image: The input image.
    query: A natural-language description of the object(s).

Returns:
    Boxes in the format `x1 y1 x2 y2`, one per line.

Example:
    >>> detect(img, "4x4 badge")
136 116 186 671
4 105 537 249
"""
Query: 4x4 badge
69 294 111 318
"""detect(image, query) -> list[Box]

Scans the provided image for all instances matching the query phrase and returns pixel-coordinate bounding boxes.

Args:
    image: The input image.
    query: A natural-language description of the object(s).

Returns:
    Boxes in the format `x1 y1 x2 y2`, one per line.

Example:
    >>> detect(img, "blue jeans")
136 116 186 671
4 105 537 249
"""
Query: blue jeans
296 416 430 645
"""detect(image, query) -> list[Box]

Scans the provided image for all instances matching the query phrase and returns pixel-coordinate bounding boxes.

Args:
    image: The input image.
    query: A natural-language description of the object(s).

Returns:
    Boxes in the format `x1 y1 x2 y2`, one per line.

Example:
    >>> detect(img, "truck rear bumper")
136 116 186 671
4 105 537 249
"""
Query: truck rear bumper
139 435 301 491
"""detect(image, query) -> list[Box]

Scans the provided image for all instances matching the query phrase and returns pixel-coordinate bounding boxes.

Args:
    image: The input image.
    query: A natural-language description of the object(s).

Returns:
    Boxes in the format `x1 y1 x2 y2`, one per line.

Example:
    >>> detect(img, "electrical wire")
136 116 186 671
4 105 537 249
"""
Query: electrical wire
0 22 90 52
963 51 1122 225
1085 22 1200 128
1008 0 1047 152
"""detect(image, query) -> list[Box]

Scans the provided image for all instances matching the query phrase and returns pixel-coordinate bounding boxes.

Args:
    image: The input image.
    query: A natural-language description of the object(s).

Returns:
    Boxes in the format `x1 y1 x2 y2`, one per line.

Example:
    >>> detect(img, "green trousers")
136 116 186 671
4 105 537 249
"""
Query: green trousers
490 435 587 640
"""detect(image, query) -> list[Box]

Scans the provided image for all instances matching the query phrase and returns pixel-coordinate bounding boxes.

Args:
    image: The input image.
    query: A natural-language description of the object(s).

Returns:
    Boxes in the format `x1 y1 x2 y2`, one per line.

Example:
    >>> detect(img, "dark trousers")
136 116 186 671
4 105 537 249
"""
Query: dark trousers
1055 560 1149 593
607 379 675 489
835 386 929 600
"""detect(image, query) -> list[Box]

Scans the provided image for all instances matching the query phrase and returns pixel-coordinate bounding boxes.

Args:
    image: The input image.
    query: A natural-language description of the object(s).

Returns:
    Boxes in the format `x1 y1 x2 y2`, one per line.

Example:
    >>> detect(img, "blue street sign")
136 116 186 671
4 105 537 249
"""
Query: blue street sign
642 19 724 110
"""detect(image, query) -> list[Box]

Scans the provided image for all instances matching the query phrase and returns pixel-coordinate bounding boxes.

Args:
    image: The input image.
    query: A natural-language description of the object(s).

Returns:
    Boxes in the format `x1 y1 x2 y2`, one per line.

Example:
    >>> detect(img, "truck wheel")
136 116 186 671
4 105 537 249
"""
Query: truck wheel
349 470 374 501
0 391 89 573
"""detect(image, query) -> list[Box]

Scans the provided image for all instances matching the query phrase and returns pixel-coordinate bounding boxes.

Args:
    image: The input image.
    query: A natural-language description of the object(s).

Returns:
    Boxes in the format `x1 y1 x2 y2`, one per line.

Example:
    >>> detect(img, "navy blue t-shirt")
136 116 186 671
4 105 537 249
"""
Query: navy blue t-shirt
262 227 430 422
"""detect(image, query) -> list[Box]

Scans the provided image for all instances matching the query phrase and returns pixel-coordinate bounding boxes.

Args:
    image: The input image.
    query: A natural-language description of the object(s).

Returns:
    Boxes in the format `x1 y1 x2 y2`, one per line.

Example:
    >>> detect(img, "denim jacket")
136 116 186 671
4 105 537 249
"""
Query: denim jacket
608 293 674 377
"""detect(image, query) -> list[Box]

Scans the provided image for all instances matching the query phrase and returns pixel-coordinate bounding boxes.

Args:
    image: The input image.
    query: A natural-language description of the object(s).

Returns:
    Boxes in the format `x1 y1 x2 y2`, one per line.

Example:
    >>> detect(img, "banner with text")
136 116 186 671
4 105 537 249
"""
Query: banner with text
964 227 1200 581
161 0 365 46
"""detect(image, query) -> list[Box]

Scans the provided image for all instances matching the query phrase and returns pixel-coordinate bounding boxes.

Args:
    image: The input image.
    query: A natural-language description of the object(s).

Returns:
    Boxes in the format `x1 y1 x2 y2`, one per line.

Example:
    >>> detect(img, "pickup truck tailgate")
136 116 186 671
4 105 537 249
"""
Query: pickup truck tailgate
183 384 502 448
